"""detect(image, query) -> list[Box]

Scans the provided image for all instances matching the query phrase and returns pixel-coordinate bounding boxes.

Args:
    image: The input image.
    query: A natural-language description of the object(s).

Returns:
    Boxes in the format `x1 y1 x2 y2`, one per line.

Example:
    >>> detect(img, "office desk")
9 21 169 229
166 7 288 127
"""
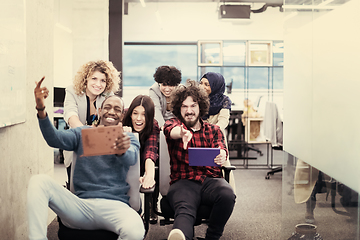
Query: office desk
227 111 274 169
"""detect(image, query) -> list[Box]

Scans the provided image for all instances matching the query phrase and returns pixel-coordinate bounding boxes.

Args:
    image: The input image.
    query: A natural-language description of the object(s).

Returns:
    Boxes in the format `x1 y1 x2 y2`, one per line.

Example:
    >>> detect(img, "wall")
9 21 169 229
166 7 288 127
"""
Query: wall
72 0 109 78
54 0 109 89
123 2 284 42
54 0 73 88
283 0 360 192
0 0 55 239
0 0 109 239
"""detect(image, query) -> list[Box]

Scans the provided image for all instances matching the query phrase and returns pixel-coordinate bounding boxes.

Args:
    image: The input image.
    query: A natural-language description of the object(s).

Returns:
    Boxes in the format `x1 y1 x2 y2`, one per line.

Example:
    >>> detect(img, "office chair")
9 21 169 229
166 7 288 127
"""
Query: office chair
227 109 263 161
57 133 153 239
244 95 265 156
144 132 235 237
226 79 233 94
263 102 283 179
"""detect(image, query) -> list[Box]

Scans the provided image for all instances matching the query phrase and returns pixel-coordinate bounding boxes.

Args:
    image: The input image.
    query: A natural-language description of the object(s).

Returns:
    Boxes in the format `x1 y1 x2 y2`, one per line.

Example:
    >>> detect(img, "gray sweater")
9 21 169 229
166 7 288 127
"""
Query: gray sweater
149 82 176 127
38 115 140 205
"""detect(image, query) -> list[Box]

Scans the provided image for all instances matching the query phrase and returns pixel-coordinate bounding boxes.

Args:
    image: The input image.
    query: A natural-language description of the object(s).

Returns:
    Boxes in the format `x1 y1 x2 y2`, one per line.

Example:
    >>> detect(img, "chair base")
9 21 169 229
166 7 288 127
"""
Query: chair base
265 167 282 179
57 217 118 240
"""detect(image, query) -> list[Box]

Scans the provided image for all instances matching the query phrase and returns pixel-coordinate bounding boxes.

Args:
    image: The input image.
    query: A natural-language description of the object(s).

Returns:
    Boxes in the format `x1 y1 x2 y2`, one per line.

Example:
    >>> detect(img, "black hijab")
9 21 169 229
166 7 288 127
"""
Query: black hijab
200 72 232 120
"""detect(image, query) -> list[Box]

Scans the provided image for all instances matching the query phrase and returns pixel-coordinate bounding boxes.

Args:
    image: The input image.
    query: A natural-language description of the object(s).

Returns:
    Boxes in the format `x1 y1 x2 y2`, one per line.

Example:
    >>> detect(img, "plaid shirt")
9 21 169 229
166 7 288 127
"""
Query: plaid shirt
163 118 228 185
140 120 160 175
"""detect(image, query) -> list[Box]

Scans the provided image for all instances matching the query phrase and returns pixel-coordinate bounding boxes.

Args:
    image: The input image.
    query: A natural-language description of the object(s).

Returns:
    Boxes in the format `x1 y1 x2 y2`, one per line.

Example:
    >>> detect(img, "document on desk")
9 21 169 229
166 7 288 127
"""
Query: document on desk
188 147 220 167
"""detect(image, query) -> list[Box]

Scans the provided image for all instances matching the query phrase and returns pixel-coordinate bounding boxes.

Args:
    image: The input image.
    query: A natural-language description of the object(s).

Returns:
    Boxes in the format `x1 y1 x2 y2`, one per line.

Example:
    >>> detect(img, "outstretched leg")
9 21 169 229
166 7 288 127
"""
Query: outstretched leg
27 174 97 239
201 178 236 240
167 179 202 240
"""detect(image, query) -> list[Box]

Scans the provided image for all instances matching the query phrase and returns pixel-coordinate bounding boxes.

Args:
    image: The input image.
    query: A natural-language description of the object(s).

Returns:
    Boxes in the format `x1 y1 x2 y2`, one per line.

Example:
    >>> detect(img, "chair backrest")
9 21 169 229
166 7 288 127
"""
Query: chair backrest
263 102 283 147
126 133 141 212
70 132 141 212
159 131 171 196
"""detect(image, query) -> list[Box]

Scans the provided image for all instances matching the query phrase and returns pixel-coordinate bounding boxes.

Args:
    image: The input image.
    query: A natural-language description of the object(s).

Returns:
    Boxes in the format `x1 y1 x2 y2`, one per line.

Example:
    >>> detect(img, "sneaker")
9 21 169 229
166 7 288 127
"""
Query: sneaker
168 229 185 240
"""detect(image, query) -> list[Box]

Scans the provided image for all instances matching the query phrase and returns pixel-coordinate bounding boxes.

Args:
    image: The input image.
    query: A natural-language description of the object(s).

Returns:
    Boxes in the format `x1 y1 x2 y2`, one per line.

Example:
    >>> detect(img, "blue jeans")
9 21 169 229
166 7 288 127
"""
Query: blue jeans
27 174 144 240
167 177 236 240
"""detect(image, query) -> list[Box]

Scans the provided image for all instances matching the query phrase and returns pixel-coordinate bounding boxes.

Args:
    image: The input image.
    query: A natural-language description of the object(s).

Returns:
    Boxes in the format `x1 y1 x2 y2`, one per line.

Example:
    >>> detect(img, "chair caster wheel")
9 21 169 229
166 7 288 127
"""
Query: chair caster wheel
265 175 270 179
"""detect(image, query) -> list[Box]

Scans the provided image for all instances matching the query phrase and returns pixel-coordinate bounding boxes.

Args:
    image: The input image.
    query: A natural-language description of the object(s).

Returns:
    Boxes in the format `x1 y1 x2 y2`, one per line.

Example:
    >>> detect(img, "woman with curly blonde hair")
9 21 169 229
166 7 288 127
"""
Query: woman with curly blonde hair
72 60 120 97
63 60 121 182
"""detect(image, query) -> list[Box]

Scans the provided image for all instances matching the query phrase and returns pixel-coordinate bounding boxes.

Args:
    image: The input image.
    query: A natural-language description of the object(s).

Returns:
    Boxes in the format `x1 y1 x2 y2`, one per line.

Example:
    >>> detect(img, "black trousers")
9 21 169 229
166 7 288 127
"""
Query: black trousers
167 178 236 240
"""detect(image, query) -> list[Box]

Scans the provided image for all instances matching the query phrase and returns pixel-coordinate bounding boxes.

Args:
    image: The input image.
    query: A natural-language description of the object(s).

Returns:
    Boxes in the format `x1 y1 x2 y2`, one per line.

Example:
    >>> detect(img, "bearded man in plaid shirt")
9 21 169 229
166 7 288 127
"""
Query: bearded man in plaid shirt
163 80 236 240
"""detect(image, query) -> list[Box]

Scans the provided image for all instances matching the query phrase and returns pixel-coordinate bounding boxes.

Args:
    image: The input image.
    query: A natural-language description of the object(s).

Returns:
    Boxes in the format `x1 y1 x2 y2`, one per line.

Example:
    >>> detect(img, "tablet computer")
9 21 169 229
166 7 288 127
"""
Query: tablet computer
188 147 220 167
81 125 124 157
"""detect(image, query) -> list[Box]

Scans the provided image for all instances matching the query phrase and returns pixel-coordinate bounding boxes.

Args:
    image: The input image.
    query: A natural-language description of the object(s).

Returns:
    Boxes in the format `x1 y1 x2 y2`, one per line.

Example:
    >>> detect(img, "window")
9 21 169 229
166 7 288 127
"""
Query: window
223 41 246 66
198 41 223 66
123 43 197 87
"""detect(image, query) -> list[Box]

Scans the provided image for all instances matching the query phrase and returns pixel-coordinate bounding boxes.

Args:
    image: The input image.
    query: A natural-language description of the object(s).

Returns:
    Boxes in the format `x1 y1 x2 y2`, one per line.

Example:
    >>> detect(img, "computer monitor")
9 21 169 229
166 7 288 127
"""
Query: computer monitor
53 87 65 107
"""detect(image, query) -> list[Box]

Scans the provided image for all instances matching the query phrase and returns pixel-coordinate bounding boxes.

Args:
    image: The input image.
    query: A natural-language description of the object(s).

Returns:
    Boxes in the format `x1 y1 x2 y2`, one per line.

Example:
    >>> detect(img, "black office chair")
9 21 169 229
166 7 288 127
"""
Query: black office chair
144 132 235 237
226 79 233 94
226 110 263 161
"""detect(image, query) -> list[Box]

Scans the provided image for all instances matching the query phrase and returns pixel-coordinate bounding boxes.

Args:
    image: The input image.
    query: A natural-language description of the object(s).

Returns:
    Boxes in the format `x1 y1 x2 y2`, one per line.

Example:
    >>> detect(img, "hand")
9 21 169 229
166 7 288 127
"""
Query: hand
123 126 132 132
113 123 131 155
214 149 227 166
180 125 192 150
139 174 155 189
34 76 49 109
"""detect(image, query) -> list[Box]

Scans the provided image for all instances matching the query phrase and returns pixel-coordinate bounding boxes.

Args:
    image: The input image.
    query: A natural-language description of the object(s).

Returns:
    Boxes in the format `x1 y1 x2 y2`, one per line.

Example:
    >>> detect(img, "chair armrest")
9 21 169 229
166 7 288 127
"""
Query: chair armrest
221 165 236 183
222 165 236 171
140 185 155 194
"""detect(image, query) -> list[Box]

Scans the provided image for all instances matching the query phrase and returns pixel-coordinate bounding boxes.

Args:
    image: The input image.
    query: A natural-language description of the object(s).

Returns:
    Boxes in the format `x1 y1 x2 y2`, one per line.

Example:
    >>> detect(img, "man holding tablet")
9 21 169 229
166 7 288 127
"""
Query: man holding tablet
163 80 236 240
28 77 144 240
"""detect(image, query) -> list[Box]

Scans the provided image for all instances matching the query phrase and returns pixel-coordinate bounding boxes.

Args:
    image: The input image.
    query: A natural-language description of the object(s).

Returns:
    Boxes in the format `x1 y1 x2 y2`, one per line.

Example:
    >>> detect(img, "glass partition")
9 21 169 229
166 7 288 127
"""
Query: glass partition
282 152 359 239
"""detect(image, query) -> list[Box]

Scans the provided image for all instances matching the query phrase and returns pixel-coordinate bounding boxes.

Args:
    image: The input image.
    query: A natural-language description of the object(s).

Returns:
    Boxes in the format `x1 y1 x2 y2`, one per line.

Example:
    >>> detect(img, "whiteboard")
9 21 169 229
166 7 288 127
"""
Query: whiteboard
0 1 26 128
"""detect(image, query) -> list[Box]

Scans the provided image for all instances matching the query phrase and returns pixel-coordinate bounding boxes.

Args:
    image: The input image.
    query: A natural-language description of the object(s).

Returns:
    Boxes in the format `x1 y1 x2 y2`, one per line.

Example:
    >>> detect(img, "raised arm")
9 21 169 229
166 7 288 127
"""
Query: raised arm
34 76 49 119
34 77 80 151
169 125 192 150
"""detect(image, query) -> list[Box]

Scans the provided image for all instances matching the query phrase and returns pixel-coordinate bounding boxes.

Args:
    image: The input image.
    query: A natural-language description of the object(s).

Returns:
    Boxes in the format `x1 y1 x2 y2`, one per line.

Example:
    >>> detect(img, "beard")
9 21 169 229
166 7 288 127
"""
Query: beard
182 113 200 129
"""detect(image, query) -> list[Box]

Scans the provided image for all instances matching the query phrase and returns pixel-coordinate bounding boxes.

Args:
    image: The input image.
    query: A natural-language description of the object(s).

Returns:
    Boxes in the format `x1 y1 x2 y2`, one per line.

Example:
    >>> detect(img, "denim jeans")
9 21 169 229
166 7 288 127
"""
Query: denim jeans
27 174 144 240
167 177 236 240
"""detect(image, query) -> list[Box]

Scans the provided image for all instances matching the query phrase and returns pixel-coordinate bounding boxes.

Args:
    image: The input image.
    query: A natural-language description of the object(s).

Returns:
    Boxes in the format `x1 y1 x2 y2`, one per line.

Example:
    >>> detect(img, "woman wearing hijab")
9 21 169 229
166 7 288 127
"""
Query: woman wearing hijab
199 72 232 130
200 72 236 192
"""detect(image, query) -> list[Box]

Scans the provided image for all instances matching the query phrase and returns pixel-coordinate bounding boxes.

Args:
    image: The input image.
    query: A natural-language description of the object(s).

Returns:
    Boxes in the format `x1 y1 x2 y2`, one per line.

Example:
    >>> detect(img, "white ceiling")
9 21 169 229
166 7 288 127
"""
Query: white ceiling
125 0 351 8
125 0 284 6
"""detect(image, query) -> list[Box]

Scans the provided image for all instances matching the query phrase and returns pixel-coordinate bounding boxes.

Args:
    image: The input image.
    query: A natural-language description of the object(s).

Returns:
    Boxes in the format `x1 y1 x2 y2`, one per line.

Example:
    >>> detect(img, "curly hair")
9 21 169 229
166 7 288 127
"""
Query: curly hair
73 60 121 96
171 79 210 119
122 95 155 147
153 65 182 86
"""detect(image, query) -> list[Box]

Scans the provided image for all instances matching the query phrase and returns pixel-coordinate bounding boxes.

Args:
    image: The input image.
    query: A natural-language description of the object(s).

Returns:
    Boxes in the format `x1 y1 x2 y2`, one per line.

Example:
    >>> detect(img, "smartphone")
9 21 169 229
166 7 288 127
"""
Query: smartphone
81 125 124 157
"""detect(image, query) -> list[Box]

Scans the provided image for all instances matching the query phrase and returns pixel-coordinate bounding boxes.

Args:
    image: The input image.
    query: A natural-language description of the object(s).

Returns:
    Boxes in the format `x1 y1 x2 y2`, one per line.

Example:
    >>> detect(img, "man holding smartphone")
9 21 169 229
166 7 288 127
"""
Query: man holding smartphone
27 77 144 240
